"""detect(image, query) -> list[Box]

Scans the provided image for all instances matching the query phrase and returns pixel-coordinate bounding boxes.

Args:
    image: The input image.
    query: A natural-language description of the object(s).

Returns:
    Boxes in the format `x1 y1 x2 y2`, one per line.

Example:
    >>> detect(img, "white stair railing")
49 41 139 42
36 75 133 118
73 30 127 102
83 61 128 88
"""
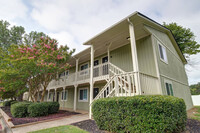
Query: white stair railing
93 62 137 102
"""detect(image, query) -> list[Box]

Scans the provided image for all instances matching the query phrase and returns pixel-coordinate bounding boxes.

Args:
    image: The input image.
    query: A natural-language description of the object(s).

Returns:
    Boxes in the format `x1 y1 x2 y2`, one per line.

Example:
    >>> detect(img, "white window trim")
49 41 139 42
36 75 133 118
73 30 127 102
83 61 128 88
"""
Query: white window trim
158 41 168 64
164 79 173 96
78 88 88 102
61 89 68 101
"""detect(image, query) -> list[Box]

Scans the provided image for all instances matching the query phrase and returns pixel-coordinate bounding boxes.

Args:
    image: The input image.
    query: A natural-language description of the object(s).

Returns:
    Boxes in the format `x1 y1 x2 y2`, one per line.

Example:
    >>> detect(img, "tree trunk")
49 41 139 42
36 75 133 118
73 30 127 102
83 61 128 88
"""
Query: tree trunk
40 86 46 102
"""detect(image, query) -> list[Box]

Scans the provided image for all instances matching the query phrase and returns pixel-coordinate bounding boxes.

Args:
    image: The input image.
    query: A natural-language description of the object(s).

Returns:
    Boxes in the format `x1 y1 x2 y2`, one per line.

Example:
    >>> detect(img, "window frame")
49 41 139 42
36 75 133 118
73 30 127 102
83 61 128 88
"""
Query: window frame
48 92 53 100
78 88 88 102
158 42 168 64
164 79 174 96
101 56 108 64
61 89 68 101
79 62 89 76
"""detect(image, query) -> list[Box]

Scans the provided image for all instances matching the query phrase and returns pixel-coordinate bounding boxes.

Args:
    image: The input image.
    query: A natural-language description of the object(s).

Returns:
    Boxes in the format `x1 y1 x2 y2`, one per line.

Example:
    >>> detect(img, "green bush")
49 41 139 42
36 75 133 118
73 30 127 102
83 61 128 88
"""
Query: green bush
45 102 60 114
92 95 187 133
11 102 32 118
10 101 18 105
3 100 15 106
28 102 49 117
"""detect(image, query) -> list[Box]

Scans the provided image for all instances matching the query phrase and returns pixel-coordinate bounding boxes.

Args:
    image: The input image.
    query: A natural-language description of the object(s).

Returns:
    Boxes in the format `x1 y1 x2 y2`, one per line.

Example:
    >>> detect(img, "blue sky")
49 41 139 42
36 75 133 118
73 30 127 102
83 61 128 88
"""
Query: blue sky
1 0 200 85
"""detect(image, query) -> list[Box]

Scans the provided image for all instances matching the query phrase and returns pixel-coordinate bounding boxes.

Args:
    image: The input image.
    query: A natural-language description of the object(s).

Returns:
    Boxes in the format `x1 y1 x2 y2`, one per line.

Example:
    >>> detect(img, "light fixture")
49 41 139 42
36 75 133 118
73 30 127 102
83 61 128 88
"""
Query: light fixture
126 37 130 40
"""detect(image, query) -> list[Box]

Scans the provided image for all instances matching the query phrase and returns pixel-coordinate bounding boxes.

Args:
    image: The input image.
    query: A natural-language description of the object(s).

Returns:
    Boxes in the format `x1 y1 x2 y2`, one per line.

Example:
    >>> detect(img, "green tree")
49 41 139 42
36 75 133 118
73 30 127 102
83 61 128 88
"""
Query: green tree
0 20 25 50
190 82 200 95
163 22 200 58
0 37 74 102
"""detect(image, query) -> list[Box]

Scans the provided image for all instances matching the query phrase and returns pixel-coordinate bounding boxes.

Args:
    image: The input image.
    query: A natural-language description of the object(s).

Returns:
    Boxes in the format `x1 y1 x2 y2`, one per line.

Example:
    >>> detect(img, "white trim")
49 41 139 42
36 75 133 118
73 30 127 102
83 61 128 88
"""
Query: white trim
78 87 89 102
151 35 163 94
157 41 168 64
61 89 68 101
153 33 183 64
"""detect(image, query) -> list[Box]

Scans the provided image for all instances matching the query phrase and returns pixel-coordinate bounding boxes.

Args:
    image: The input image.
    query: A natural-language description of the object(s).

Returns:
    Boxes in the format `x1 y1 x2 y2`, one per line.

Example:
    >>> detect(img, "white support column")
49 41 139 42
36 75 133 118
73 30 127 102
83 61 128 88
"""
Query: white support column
89 45 94 119
128 20 142 95
74 85 77 111
47 90 50 101
54 89 57 102
75 58 79 82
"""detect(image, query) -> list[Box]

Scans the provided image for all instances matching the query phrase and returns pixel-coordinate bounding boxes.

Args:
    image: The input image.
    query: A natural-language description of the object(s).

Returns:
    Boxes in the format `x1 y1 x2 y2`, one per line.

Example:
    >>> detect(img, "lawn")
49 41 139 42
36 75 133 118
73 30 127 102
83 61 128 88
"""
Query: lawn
191 106 200 121
29 125 88 133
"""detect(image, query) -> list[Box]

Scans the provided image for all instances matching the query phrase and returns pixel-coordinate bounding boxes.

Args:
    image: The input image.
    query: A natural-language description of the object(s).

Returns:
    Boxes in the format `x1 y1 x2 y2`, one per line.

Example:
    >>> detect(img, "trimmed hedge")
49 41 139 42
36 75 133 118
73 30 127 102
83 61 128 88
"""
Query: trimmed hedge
28 102 49 117
92 95 187 133
45 102 60 114
11 102 32 118
3 100 15 107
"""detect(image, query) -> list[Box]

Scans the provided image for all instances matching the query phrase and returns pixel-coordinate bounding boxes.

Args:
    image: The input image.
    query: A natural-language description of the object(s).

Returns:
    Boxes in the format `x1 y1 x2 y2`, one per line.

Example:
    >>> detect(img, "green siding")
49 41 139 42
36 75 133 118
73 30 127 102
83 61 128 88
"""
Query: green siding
146 25 193 110
136 36 157 76
110 44 133 72
59 88 74 109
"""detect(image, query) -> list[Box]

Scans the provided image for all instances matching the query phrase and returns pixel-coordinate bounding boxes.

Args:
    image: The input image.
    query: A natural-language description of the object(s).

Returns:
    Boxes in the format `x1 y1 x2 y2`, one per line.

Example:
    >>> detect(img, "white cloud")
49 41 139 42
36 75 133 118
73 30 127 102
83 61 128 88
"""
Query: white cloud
0 0 28 21
0 0 198 84
48 31 88 54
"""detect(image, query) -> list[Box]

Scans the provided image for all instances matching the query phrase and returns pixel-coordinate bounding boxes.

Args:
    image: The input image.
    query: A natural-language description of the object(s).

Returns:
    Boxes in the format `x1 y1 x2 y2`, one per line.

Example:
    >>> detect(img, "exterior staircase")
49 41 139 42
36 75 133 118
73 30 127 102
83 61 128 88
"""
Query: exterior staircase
93 63 137 101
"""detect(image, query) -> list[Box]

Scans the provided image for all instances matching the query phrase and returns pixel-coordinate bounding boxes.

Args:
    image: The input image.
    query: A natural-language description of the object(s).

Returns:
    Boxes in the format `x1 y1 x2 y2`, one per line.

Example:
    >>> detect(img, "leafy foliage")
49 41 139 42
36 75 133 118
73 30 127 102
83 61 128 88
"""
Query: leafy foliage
163 22 200 58
11 102 31 118
92 95 187 133
28 102 49 117
45 102 60 114
0 20 25 50
190 82 200 95
3 100 16 107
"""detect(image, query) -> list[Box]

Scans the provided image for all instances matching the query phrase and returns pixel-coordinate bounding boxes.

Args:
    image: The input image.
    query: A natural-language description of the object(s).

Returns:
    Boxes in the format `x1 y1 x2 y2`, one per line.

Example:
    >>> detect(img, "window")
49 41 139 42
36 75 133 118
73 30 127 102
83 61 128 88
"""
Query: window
158 43 168 63
61 90 68 101
79 88 88 102
165 81 174 96
102 56 108 63
93 88 99 99
94 60 99 66
80 64 88 70
59 70 69 78
80 63 89 75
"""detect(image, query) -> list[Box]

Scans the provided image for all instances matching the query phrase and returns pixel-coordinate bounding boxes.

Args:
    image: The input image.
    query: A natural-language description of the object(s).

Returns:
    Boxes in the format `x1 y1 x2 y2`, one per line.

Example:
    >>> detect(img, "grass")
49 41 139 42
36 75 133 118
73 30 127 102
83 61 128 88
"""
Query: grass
191 106 200 121
28 125 88 133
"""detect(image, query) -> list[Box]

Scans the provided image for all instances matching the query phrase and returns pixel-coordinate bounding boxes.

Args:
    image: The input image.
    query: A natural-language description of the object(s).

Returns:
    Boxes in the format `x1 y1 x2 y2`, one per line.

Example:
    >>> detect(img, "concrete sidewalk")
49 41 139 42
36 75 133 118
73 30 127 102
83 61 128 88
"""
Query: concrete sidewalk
12 114 89 133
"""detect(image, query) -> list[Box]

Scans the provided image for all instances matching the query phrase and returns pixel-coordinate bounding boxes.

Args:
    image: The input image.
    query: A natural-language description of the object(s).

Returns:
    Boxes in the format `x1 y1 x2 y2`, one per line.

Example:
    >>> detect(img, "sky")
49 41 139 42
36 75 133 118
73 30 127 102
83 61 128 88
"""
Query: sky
0 0 200 85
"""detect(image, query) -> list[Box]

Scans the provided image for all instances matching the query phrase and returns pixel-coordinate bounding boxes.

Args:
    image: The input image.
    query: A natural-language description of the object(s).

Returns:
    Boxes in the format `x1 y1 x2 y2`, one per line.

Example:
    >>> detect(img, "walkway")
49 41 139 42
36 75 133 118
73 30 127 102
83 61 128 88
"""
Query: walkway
12 114 89 133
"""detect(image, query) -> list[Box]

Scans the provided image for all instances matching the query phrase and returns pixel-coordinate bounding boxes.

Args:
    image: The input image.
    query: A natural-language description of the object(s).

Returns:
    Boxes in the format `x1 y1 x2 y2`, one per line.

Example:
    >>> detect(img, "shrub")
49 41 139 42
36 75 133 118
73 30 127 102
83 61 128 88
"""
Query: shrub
92 95 187 133
45 102 60 114
10 101 18 105
3 100 15 107
11 102 32 118
28 102 49 117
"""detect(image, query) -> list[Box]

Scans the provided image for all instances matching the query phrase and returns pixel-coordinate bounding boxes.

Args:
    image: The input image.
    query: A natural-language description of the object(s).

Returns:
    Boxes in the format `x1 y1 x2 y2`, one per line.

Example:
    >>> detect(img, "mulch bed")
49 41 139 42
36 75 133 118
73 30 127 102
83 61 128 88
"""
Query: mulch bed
72 119 106 133
1 106 80 125
72 119 200 133
182 118 200 133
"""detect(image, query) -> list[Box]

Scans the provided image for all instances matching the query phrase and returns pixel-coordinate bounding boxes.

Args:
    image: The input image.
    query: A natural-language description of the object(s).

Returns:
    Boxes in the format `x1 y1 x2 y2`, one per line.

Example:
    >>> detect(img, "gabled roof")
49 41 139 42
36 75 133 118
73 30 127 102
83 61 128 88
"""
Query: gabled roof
83 11 187 64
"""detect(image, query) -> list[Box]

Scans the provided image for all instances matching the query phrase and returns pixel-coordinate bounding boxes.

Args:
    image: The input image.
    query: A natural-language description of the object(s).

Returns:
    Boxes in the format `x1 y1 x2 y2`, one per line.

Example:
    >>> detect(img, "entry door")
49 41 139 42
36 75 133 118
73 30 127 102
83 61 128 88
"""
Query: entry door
93 88 99 99
56 92 59 102
102 56 108 75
